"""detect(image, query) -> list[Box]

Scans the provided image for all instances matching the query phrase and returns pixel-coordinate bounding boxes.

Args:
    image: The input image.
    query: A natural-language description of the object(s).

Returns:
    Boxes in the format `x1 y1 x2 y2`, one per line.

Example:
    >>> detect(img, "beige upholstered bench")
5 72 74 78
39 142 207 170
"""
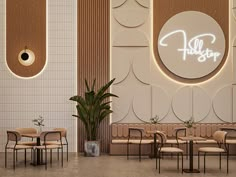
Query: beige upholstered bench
110 123 236 155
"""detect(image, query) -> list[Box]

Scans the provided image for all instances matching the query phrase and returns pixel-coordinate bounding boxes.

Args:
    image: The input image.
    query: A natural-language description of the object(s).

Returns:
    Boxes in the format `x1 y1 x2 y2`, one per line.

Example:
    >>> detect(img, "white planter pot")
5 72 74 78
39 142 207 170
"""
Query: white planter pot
84 140 100 157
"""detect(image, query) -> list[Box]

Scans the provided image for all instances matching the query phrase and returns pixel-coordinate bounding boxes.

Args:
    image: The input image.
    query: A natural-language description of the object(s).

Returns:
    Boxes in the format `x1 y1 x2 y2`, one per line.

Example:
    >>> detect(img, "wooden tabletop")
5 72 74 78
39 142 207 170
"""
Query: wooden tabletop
21 133 40 138
179 136 206 141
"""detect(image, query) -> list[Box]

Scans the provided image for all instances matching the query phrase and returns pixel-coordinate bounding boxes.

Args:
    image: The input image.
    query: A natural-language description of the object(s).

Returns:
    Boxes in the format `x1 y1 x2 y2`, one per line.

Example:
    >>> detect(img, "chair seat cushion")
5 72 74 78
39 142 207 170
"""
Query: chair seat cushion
159 147 183 153
34 145 61 149
195 139 216 144
112 139 154 144
198 147 225 153
166 139 186 144
18 141 37 146
129 139 154 144
7 145 33 149
112 139 128 143
226 139 236 144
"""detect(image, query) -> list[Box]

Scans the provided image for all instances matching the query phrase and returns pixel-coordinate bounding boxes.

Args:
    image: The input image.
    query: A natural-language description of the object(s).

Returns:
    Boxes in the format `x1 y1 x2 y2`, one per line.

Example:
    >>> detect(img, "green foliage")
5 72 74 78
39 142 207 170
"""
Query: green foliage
32 115 44 127
184 117 194 128
69 78 118 141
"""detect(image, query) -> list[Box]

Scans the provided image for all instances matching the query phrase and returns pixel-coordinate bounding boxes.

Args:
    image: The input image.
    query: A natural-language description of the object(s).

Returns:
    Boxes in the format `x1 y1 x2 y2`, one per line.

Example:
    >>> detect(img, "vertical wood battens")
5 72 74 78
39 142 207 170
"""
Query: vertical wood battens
77 0 110 153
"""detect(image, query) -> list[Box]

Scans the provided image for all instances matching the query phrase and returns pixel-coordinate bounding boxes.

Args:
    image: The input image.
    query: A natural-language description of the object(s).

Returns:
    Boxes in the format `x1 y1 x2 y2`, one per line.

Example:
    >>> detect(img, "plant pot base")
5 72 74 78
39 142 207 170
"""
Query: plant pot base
84 140 100 157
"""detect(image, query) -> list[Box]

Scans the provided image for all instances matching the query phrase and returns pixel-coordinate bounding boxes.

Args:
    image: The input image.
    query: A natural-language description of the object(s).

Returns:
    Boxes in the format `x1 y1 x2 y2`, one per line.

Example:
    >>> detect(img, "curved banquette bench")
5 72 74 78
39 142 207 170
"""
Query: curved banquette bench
110 123 236 155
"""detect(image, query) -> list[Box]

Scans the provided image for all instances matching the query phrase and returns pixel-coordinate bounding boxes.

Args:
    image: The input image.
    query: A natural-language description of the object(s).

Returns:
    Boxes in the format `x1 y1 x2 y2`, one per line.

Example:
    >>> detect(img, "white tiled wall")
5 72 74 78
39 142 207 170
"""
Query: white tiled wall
0 0 77 152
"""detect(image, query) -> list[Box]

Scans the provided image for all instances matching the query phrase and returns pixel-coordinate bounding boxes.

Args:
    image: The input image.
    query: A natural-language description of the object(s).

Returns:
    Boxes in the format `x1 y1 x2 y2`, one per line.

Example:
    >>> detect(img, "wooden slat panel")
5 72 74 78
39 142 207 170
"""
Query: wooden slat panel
6 0 46 77
77 0 110 152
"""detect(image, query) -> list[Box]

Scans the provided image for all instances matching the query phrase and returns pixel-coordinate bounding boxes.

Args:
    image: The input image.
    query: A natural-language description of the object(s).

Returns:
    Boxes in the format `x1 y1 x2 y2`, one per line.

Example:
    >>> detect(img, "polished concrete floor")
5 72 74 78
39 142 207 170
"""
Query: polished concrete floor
0 153 235 177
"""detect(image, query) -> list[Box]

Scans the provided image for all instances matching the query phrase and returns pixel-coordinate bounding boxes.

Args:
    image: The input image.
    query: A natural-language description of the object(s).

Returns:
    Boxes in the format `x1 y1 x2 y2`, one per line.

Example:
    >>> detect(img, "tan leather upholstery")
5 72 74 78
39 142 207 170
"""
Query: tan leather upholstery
15 128 37 134
159 147 183 153
198 147 225 153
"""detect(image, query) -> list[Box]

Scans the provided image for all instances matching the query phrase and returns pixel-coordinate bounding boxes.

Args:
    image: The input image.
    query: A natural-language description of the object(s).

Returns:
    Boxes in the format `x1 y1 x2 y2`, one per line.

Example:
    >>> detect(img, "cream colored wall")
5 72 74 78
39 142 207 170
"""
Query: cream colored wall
0 0 77 152
111 0 236 124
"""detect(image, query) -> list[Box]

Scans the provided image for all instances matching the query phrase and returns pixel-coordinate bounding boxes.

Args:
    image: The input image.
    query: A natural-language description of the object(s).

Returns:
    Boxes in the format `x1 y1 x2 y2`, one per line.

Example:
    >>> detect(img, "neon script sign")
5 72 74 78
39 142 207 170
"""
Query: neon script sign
159 30 221 63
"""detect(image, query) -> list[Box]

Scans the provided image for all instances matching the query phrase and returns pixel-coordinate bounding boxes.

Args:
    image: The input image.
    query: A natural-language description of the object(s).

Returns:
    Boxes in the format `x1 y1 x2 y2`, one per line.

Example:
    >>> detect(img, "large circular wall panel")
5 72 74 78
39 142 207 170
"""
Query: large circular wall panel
157 11 226 81
172 86 211 122
151 86 170 121
213 86 232 122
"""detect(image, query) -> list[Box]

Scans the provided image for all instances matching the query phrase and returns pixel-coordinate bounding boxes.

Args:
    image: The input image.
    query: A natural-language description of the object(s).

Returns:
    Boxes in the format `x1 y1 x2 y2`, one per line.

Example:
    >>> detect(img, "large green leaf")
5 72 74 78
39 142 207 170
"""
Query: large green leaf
69 78 118 141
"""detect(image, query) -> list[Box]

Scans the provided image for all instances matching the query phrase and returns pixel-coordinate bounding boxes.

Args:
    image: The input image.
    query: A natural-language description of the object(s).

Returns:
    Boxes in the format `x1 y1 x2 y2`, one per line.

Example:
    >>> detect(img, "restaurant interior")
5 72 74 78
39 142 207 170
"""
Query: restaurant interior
1 0 236 177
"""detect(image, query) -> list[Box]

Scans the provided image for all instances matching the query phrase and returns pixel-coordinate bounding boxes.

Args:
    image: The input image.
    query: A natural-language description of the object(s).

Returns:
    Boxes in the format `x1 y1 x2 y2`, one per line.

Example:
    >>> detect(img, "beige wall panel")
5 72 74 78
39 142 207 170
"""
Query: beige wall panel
135 0 150 8
112 0 127 8
6 0 46 77
113 30 148 47
192 87 211 122
113 8 149 28
233 86 236 122
213 86 233 122
112 86 132 123
233 39 236 84
172 86 192 121
112 48 150 84
133 86 151 122
112 48 131 84
233 0 236 19
151 85 170 120
132 48 150 84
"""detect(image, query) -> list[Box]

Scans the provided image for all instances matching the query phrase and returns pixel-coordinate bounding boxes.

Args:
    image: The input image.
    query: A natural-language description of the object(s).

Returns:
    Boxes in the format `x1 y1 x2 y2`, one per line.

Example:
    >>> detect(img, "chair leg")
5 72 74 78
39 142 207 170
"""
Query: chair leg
16 150 18 162
159 151 161 174
177 153 179 169
139 144 141 162
61 147 63 167
127 143 129 160
204 153 206 174
13 150 15 170
227 151 229 174
57 148 59 161
45 149 47 170
198 152 200 170
181 153 183 173
25 149 27 167
67 144 69 162
219 152 221 169
5 148 7 168
50 149 52 165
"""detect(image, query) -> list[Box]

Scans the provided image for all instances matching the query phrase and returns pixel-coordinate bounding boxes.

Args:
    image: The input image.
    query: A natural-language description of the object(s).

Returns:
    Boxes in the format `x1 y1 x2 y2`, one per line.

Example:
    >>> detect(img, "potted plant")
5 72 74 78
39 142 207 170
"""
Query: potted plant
69 78 118 156
32 115 44 133
184 117 195 136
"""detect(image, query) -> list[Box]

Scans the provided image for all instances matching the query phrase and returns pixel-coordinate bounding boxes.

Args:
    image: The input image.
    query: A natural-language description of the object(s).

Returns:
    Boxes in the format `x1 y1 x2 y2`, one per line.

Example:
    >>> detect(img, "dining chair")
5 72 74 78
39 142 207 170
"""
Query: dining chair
34 130 63 170
155 131 184 173
198 130 229 173
15 128 37 161
5 130 33 170
44 128 68 161
127 127 153 162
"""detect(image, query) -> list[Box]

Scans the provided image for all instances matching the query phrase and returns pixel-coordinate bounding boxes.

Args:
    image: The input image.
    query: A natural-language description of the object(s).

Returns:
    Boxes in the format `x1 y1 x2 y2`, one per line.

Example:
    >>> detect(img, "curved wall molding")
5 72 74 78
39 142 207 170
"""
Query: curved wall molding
112 0 127 8
135 0 150 8
113 8 149 28
213 85 233 122
6 0 47 78
172 86 211 122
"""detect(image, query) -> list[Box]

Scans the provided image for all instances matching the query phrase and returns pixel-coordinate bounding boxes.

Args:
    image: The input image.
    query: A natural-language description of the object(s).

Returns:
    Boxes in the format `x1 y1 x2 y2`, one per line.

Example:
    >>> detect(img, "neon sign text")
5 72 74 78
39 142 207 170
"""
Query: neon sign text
159 30 221 63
